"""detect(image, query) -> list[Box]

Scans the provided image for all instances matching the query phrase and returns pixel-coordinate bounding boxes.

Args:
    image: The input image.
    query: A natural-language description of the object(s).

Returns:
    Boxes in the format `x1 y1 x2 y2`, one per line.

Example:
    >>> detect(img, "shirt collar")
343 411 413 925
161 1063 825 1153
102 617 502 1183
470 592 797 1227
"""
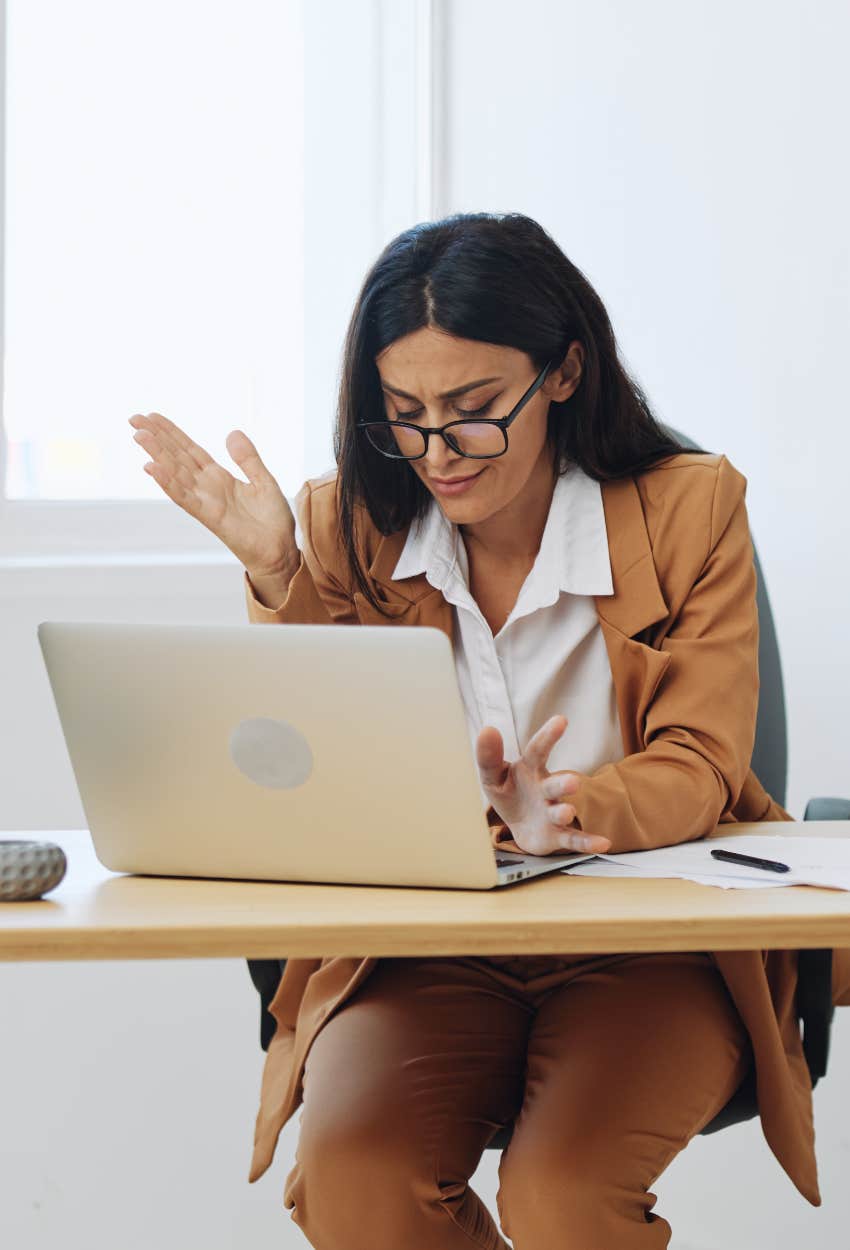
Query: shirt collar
391 461 614 598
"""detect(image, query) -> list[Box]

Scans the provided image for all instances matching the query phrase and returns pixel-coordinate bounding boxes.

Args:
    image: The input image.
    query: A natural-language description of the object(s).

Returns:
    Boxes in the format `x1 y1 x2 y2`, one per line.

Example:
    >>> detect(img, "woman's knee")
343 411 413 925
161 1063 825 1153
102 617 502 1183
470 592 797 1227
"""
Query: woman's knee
285 1115 427 1240
295 1087 428 1183
497 1140 665 1247
284 1113 466 1250
497 1134 605 1215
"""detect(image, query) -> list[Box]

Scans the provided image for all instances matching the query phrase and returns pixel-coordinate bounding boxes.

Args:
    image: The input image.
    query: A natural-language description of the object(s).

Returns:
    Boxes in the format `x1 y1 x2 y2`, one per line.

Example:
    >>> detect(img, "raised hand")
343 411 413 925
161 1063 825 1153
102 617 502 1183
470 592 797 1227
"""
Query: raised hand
128 412 298 577
476 715 612 856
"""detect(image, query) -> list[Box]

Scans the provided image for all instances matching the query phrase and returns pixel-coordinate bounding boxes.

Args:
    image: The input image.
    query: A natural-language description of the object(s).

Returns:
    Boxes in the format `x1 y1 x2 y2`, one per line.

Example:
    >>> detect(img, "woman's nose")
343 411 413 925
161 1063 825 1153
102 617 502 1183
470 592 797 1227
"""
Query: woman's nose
422 428 462 474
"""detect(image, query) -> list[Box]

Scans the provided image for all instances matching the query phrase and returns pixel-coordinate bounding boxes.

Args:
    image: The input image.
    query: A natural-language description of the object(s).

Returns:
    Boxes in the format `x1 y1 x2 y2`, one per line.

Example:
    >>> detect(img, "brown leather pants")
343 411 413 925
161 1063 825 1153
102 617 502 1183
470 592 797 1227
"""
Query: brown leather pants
283 951 752 1250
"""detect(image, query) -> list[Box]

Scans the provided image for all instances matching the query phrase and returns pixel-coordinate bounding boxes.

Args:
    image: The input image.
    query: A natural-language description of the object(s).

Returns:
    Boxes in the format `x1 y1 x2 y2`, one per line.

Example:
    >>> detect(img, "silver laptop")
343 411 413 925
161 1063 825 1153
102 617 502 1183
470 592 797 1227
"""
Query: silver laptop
37 621 593 889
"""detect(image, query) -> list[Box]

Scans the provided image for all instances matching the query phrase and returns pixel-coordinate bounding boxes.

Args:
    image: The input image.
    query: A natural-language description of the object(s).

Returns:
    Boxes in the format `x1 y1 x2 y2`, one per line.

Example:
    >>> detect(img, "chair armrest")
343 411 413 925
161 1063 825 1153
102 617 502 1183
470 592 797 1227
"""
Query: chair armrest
803 796 850 821
795 796 849 1083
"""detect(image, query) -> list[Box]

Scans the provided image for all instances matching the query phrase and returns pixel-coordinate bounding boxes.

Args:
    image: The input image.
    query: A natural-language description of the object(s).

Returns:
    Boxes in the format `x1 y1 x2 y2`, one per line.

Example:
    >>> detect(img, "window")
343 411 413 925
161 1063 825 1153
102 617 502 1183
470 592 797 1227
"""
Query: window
0 0 440 558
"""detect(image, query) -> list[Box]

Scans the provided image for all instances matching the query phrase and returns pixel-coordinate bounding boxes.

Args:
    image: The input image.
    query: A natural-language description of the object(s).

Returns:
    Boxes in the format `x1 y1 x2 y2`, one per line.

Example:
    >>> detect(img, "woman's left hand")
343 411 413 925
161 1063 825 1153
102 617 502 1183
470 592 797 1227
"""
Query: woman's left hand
476 714 613 856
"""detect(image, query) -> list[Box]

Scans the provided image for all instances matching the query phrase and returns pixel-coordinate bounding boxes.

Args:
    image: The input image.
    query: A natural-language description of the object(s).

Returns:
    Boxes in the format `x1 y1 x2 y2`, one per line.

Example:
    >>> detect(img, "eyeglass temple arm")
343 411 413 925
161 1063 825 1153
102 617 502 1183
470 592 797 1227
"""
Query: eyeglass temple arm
500 358 555 429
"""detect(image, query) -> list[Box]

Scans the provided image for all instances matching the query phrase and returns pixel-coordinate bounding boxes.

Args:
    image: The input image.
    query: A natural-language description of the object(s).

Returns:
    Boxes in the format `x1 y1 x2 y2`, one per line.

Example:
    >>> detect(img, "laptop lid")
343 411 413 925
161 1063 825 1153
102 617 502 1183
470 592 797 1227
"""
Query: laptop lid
37 620 587 889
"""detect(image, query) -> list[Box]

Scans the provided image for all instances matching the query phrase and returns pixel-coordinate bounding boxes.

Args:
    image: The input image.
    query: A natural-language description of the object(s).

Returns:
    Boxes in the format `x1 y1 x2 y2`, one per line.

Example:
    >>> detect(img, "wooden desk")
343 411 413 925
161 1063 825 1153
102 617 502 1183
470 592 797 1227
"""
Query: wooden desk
2 822 850 961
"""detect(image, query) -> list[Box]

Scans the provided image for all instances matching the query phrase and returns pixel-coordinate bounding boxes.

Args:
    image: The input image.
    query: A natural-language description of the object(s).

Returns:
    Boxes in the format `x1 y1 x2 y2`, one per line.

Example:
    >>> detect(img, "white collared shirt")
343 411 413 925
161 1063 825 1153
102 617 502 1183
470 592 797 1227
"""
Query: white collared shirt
391 461 625 802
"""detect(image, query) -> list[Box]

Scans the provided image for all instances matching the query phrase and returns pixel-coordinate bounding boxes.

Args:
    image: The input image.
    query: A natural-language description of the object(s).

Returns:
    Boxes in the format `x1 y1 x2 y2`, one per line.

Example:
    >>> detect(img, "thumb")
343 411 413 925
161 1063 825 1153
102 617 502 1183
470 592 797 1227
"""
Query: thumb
476 725 509 788
226 429 273 487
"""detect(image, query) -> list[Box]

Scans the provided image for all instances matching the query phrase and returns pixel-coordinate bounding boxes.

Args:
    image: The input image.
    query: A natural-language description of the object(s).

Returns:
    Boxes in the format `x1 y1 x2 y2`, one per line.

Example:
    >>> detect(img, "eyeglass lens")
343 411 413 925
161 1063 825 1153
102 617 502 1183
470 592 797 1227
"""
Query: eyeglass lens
365 420 507 459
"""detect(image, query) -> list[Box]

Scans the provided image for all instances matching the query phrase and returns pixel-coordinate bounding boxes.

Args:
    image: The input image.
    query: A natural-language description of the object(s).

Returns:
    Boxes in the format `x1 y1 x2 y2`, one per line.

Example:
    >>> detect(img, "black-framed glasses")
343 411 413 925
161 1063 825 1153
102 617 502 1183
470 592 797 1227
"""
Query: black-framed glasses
356 358 555 460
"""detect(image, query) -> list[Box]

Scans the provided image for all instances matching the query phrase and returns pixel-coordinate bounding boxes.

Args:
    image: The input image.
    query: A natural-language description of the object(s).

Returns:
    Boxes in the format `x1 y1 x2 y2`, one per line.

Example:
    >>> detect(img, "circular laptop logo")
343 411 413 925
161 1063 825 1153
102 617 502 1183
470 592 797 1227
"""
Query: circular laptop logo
228 717 313 789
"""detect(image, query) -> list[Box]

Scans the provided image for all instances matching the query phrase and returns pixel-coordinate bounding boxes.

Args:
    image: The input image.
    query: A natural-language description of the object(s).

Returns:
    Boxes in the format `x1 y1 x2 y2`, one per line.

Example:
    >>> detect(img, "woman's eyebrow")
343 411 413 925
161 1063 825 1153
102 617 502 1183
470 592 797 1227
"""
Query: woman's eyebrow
381 375 502 402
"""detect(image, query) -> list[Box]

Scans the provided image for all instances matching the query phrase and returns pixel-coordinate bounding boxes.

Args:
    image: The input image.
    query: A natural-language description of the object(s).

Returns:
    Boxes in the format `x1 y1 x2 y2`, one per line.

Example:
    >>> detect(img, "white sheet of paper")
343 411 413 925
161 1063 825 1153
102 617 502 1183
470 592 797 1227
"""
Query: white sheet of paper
560 835 850 890
562 860 786 889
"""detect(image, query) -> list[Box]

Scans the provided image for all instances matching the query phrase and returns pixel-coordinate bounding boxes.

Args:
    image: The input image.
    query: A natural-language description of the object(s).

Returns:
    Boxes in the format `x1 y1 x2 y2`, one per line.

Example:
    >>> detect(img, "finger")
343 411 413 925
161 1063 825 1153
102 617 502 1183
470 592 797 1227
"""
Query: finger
134 411 214 474
523 714 568 770
476 725 509 789
129 416 205 484
225 429 274 488
548 802 577 826
557 829 612 854
140 457 202 515
131 427 197 491
541 772 580 801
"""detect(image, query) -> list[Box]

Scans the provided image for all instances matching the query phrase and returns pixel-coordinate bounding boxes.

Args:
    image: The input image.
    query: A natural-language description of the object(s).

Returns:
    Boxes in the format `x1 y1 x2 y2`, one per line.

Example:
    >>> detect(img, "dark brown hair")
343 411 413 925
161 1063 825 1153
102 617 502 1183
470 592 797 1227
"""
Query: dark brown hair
332 211 704 616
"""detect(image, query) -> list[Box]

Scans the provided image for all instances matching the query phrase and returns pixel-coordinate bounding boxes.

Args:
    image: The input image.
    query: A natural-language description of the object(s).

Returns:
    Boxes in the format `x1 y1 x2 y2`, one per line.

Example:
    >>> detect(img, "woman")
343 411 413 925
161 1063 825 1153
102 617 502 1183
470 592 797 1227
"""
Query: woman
129 212 845 1248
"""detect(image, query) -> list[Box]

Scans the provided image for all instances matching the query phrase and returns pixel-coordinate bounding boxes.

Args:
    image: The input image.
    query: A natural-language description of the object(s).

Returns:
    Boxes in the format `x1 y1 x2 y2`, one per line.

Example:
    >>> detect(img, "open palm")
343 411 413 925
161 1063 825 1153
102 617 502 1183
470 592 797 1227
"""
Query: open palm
129 411 297 576
476 714 612 856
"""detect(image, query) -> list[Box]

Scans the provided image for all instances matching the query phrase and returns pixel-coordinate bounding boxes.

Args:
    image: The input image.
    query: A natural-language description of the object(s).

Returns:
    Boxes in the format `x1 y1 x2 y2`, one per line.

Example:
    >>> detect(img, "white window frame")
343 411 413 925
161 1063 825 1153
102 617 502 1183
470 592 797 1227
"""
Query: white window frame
0 0 447 567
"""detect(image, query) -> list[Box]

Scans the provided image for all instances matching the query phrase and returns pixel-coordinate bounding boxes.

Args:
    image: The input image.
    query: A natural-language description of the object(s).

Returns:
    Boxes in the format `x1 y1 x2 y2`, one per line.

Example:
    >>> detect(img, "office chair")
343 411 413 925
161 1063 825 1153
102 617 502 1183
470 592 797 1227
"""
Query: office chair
246 430 845 1146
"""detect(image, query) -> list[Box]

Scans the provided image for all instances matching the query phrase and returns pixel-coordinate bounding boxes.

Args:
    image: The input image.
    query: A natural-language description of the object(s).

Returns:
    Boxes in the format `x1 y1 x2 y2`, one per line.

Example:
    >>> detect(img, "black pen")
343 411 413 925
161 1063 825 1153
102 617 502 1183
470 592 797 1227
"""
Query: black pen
710 848 791 874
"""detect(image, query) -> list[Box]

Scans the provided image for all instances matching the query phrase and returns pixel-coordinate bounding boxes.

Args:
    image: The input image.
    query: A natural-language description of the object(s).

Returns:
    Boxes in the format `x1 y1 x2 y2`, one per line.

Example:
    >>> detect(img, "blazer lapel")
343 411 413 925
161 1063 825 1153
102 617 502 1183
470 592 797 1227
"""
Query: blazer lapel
594 476 668 637
356 526 456 644
594 476 673 755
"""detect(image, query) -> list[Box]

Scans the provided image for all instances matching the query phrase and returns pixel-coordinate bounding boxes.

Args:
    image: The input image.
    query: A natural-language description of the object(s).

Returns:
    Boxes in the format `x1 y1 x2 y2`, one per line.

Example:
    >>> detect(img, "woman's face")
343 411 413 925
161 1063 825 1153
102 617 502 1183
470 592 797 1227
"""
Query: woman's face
374 327 583 525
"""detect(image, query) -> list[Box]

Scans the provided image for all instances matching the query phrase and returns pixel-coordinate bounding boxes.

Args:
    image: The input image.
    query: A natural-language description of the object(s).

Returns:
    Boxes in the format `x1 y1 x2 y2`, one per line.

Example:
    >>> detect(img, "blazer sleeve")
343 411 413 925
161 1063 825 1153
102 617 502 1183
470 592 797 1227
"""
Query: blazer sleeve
489 457 761 854
244 479 358 626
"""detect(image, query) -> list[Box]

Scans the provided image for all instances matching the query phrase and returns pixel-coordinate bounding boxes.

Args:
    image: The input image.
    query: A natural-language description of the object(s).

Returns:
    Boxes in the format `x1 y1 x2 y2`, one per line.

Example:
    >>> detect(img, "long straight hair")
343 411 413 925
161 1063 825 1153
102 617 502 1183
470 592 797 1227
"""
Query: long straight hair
332 212 703 616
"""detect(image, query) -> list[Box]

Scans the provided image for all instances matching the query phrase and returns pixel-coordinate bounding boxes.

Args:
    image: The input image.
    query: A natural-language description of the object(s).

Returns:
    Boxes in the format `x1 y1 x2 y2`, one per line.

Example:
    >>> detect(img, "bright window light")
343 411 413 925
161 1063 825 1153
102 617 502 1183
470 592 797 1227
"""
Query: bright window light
3 0 305 501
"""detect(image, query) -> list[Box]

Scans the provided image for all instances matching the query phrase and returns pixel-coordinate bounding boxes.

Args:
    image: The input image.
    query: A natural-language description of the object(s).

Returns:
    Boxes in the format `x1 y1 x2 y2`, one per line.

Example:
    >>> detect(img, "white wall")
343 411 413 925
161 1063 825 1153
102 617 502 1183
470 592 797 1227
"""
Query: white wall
440 1 850 1244
439 0 850 819
2 1 850 1246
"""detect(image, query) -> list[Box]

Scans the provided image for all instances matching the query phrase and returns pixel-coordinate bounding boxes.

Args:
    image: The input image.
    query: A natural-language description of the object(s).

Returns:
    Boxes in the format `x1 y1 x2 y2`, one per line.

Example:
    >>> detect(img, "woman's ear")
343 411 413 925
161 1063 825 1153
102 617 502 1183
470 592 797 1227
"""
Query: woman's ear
545 341 585 403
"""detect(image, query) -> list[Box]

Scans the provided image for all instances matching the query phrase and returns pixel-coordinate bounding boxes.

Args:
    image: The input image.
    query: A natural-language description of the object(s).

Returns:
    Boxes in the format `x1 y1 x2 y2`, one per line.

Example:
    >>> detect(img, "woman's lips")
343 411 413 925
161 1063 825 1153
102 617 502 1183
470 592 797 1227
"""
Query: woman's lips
429 467 485 496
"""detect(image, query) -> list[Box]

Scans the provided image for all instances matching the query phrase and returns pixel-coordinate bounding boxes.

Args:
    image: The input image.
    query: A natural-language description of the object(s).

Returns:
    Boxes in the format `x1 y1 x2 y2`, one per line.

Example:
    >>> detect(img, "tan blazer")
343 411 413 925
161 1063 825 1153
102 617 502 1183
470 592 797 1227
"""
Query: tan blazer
244 450 850 1205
